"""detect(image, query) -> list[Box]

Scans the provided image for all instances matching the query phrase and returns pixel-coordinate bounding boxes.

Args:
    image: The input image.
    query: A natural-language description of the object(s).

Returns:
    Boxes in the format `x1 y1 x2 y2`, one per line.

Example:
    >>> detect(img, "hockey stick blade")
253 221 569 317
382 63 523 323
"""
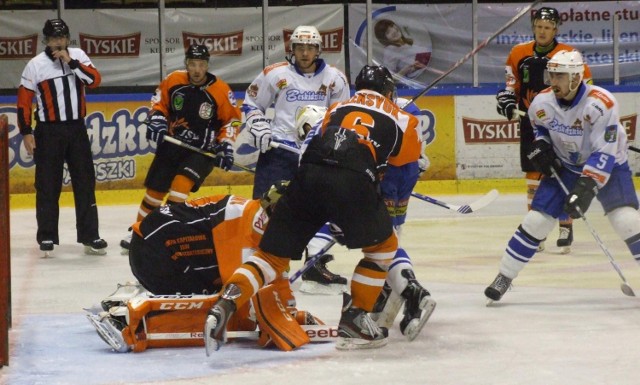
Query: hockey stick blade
550 168 635 297
411 189 499 214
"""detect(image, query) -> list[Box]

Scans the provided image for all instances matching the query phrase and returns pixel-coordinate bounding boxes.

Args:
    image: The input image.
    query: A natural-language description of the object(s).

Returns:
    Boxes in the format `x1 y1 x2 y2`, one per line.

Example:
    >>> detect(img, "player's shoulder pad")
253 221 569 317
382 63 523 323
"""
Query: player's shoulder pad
584 87 615 123
263 61 288 76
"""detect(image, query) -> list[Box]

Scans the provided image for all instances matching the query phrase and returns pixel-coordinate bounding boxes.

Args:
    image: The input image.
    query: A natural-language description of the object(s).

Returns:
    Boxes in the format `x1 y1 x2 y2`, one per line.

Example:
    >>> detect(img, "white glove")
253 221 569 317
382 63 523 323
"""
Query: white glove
418 154 430 177
247 115 272 153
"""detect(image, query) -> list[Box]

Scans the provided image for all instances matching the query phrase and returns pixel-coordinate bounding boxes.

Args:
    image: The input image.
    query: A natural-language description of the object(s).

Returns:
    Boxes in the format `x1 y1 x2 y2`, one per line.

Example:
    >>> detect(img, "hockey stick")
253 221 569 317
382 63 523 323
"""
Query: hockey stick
272 141 500 214
628 145 640 154
289 238 337 283
551 168 635 297
163 136 256 173
407 0 542 105
411 189 499 214
269 141 301 154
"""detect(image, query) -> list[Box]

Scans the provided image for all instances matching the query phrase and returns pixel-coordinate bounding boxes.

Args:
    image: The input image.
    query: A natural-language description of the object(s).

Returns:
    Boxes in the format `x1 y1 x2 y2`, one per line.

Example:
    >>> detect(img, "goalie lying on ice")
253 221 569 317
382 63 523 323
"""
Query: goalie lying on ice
87 186 328 352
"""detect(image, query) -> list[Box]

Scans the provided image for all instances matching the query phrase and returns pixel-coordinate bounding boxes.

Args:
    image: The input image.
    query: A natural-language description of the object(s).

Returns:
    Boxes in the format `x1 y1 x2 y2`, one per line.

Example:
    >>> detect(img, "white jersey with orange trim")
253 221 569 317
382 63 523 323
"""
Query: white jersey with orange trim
242 59 350 145
528 82 628 188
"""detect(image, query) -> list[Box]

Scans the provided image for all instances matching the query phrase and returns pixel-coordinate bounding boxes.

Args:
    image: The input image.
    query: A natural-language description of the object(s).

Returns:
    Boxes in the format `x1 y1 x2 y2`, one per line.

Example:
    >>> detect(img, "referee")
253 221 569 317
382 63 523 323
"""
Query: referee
17 19 107 257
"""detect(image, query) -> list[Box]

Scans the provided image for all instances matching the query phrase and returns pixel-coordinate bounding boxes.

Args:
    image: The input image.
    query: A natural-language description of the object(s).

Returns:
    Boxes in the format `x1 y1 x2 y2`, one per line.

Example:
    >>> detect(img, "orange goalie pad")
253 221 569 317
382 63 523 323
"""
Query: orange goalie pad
122 294 255 352
252 282 310 351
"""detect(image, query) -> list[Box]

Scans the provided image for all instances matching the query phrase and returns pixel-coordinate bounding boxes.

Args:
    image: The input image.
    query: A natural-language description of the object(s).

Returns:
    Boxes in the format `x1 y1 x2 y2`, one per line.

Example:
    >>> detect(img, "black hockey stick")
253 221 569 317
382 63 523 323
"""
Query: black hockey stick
628 145 640 154
551 168 635 297
411 189 499 214
163 136 255 173
407 0 542 105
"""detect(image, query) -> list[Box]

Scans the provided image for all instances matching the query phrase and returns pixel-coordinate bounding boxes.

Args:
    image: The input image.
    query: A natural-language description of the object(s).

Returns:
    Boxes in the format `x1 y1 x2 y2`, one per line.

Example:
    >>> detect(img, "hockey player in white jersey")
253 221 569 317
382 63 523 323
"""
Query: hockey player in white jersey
485 50 640 303
242 25 351 293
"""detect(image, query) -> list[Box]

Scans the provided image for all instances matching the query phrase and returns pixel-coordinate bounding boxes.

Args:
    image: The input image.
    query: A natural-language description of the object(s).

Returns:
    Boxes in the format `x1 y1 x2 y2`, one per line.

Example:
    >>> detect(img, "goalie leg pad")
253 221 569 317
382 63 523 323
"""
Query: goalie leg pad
252 284 310 351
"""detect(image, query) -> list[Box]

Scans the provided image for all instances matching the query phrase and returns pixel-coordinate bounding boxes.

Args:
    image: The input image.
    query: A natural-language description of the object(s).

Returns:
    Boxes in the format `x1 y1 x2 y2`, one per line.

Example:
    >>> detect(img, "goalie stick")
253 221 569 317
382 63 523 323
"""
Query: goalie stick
163 136 255 173
407 0 543 105
411 189 499 214
551 168 635 297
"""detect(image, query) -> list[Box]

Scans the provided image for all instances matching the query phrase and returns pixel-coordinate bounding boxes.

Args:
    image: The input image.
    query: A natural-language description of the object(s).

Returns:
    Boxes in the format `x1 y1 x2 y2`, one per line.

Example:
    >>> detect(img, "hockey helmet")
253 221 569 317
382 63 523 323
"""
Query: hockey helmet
260 180 290 216
355 65 396 97
532 7 561 28
546 50 584 76
185 44 210 62
289 25 322 53
295 105 327 140
43 19 70 39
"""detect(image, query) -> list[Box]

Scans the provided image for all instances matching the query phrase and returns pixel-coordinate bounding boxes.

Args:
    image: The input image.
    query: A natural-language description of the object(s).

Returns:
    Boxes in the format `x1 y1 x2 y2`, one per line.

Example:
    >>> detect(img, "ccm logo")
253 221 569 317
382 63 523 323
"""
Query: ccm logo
158 302 205 310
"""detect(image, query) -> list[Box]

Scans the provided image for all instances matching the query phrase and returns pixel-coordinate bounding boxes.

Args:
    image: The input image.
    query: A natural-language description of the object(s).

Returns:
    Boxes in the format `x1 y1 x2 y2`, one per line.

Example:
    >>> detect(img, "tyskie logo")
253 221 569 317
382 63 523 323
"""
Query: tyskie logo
80 32 141 57
182 31 244 56
0 34 38 59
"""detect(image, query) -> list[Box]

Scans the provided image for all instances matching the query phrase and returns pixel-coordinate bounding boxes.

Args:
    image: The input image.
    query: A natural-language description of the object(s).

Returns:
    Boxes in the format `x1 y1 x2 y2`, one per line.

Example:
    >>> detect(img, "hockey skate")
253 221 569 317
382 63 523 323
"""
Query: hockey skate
370 281 404 329
204 284 240 356
40 240 54 258
100 282 146 311
336 293 388 350
484 273 513 306
120 231 132 255
86 307 130 353
398 270 436 341
84 238 108 256
557 224 573 254
299 254 348 295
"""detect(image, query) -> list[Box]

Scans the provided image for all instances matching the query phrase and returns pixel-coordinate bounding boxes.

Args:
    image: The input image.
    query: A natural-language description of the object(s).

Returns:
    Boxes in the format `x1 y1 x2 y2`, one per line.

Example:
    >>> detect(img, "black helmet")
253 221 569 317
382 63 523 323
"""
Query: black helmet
355 65 396 96
185 44 210 61
532 7 561 27
43 19 70 39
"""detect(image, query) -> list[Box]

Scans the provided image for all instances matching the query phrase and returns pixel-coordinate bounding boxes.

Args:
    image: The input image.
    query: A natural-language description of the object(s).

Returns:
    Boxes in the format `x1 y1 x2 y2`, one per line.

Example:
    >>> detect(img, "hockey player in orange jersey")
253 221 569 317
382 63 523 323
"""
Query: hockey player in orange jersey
204 65 421 353
87 183 329 353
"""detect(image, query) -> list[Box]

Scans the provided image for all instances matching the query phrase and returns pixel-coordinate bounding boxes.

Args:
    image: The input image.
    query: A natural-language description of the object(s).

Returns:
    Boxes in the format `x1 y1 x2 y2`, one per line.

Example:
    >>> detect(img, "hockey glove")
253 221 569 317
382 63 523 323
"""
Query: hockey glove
213 141 234 171
418 154 430 177
564 177 598 219
496 89 517 120
526 140 562 177
145 113 168 143
247 116 272 153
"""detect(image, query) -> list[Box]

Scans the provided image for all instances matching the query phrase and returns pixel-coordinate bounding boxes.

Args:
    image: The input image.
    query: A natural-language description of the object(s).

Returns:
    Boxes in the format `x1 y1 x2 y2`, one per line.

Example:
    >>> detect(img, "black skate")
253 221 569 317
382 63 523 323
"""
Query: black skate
300 254 348 295
84 238 108 255
336 293 388 350
204 284 240 355
370 281 403 329
484 273 513 305
398 270 436 341
556 224 573 254
40 240 54 258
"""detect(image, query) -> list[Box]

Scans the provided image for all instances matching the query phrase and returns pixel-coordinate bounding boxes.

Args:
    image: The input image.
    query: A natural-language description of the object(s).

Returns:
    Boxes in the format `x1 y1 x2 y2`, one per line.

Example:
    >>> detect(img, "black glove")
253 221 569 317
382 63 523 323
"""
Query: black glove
564 177 598 219
213 141 234 171
145 113 168 143
526 140 562 177
496 89 517 120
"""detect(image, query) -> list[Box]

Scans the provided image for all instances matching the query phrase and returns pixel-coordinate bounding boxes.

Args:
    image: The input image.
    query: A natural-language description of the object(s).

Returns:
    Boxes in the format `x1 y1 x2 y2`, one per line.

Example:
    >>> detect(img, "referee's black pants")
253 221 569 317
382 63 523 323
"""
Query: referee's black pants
33 121 100 245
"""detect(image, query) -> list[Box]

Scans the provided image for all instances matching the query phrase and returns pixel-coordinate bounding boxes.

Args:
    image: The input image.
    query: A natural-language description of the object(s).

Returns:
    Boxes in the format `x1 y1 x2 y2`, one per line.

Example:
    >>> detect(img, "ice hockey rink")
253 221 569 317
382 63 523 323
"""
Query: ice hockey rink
2 191 640 385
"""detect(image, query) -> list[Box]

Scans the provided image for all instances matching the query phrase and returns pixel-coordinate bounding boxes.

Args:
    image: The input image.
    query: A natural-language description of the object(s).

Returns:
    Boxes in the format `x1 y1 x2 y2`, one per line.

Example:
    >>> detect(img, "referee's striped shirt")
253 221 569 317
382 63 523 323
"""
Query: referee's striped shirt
17 47 101 135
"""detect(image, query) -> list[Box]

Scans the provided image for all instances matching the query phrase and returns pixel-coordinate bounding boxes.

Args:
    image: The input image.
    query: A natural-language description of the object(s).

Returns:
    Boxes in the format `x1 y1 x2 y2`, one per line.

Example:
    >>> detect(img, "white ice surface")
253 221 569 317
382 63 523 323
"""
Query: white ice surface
2 192 640 385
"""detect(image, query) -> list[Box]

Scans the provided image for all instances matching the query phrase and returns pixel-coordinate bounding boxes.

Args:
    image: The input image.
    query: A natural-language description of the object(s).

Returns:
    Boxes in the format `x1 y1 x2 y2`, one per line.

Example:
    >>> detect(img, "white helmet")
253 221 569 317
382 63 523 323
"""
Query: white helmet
289 25 322 53
295 105 327 140
547 50 585 76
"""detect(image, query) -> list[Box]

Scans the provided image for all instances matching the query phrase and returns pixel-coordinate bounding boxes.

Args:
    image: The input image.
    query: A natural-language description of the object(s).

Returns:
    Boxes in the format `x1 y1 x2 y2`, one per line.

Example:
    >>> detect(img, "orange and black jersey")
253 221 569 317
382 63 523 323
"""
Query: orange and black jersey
17 47 101 135
504 40 593 112
150 70 241 149
302 90 419 181
132 194 267 284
